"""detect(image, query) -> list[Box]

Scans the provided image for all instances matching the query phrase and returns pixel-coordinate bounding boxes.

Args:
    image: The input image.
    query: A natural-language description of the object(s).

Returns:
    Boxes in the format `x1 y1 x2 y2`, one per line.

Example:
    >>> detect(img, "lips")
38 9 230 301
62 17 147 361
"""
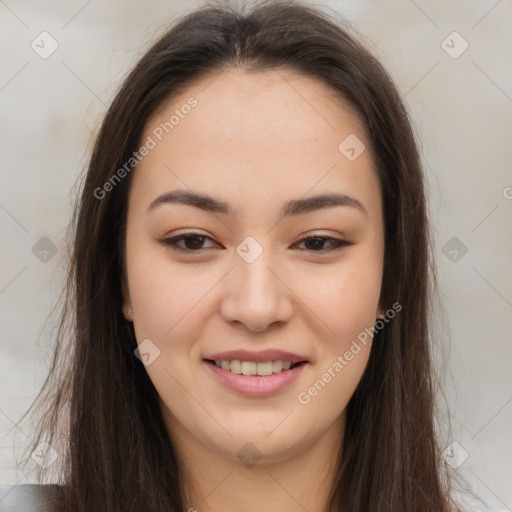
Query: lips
203 359 308 396
202 349 310 396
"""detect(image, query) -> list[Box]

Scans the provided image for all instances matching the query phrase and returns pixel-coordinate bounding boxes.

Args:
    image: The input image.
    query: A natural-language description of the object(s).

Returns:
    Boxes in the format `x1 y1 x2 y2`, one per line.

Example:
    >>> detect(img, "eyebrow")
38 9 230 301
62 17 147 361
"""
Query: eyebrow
147 189 367 218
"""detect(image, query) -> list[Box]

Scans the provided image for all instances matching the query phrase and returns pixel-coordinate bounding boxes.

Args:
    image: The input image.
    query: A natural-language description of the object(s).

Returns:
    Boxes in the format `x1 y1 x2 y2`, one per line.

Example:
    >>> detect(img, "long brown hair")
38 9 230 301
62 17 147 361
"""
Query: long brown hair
21 1 459 510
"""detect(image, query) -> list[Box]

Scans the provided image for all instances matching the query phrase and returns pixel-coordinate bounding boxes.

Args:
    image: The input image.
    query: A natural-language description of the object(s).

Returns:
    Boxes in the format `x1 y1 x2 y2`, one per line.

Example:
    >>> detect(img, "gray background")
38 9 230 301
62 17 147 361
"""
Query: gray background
1 0 511 510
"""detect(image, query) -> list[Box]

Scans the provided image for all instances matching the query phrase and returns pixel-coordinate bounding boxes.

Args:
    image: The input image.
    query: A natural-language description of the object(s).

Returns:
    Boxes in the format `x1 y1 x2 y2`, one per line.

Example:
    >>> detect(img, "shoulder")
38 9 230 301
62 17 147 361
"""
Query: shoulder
0 484 64 512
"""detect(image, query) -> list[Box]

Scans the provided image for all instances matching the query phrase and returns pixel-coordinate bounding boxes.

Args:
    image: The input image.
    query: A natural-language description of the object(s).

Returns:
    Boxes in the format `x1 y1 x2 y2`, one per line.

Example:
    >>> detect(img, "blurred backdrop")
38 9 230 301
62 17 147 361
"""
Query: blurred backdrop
0 0 511 509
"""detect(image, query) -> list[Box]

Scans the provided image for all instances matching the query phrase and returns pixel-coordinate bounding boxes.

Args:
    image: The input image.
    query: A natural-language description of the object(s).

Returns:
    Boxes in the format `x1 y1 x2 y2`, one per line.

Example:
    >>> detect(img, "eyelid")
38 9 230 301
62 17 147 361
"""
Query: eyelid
292 234 352 252
160 230 353 254
161 231 220 253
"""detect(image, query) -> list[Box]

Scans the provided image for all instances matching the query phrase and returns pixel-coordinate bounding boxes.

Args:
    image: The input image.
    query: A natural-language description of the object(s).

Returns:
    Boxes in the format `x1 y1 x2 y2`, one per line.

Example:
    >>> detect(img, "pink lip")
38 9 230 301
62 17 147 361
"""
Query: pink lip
204 360 309 397
203 349 308 364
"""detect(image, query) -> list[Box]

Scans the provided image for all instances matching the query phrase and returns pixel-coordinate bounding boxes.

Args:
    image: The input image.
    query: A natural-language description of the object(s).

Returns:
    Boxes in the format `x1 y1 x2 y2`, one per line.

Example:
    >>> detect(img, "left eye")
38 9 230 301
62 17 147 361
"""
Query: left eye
161 234 351 253
294 235 351 252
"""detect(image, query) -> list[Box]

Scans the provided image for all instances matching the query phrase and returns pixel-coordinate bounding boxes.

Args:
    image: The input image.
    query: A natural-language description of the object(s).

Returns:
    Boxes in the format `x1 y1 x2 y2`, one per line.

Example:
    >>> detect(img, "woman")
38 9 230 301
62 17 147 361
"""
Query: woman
1 0 483 510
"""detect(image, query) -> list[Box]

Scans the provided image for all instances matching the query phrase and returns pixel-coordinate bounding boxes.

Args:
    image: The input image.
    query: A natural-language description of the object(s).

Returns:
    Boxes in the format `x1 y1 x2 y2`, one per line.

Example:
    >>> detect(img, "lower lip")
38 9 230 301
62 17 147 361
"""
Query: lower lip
203 361 308 397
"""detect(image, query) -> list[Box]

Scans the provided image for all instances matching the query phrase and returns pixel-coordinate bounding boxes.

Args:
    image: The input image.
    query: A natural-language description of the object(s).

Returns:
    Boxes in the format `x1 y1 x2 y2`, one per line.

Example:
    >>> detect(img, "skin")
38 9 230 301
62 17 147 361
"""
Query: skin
122 67 385 512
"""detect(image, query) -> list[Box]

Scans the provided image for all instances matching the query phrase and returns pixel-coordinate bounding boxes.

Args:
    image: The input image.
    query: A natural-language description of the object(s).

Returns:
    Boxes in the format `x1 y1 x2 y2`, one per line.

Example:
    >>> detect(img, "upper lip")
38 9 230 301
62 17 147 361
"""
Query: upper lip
203 349 309 364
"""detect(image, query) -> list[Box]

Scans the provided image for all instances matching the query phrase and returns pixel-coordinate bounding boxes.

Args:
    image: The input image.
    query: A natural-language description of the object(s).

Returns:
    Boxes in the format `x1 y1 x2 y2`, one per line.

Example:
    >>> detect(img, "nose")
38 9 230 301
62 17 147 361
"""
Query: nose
219 249 294 332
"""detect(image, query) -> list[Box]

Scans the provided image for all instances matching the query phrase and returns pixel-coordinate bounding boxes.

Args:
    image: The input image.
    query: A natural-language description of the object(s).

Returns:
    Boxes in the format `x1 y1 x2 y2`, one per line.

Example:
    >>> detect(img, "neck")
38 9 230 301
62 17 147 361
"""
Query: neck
168 414 345 512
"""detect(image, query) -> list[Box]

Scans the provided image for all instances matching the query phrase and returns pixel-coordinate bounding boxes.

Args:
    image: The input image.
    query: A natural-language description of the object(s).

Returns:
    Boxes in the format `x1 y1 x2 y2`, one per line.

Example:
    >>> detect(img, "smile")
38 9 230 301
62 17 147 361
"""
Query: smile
203 359 309 396
207 359 305 376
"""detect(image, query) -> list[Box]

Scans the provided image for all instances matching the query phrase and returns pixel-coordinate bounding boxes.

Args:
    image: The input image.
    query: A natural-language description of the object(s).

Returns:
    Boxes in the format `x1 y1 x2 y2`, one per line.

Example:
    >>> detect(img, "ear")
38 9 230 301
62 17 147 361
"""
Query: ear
377 285 389 319
121 280 133 321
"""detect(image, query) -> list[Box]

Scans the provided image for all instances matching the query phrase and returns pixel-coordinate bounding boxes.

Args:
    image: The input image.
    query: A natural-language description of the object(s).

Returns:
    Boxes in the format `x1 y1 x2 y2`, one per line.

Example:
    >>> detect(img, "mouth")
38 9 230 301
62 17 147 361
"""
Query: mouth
204 359 308 376
203 358 309 396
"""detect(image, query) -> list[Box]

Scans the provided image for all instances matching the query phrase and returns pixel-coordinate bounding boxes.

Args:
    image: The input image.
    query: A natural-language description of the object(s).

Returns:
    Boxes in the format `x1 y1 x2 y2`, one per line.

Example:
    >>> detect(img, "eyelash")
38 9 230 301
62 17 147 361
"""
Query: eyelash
160 232 352 254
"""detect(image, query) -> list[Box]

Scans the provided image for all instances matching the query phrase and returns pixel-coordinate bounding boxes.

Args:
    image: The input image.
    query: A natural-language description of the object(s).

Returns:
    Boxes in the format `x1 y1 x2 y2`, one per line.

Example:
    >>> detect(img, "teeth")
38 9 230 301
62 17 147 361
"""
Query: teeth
230 360 242 374
272 360 283 373
257 361 273 376
241 361 256 375
212 359 298 375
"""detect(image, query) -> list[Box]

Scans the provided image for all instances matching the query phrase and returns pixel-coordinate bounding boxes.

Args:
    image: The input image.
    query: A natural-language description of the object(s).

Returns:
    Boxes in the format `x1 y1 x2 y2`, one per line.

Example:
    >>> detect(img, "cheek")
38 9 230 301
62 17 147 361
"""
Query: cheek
126 237 182 339
296 258 382 346
293 262 379 413
130 263 196 338
126 238 224 358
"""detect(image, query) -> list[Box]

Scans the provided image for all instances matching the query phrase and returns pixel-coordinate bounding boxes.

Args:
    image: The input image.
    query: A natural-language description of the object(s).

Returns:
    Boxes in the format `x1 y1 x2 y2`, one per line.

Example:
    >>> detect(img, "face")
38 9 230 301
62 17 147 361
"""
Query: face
123 67 385 466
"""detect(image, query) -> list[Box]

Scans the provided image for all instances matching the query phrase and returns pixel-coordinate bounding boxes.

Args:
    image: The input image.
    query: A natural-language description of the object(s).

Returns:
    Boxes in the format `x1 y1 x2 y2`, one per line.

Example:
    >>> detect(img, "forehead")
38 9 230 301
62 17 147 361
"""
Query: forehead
130 67 380 219
148 66 369 150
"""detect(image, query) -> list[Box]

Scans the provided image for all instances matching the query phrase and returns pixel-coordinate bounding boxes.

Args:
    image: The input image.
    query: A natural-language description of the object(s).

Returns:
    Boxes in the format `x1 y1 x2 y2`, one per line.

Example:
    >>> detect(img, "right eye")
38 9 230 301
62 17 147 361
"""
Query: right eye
160 233 221 253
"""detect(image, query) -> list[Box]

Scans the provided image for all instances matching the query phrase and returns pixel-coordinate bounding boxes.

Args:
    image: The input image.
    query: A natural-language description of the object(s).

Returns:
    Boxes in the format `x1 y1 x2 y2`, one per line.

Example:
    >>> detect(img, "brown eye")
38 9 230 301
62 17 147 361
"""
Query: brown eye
161 233 352 254
162 234 219 252
295 236 352 252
